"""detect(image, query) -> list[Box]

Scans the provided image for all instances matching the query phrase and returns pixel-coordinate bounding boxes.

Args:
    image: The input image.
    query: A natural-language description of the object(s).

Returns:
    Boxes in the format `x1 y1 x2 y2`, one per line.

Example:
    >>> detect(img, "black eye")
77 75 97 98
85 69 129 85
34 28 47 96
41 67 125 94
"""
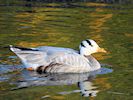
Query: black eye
86 40 93 46
81 42 85 47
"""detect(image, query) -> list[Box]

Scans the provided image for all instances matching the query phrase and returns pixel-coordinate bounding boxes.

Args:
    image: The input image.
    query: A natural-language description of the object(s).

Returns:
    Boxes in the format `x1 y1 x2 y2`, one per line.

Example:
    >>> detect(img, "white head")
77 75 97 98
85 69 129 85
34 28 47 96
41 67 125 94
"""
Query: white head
79 39 107 56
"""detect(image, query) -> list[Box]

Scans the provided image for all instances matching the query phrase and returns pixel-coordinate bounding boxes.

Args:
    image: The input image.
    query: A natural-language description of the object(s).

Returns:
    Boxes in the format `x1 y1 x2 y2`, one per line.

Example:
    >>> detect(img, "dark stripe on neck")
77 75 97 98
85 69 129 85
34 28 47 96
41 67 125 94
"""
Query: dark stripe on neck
78 50 80 54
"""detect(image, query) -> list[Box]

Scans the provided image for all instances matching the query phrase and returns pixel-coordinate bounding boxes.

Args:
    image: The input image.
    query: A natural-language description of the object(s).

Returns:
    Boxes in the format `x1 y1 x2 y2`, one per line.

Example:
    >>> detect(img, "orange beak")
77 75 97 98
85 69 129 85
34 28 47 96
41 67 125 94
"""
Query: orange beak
97 48 107 53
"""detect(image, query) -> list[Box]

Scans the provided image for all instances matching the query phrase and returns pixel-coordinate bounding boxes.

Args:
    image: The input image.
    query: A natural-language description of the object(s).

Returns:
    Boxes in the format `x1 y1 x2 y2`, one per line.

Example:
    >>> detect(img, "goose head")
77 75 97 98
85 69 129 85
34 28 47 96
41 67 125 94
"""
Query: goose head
79 39 107 56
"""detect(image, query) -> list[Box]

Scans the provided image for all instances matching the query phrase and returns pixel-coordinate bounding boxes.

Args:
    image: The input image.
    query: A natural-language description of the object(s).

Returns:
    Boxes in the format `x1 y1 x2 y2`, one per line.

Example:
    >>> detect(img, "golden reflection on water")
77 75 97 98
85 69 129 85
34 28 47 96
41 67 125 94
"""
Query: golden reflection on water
127 33 133 48
18 32 70 47
124 33 133 38
15 13 31 18
94 77 111 90
18 41 47 47
89 7 113 34
86 3 113 60
90 34 103 43
15 7 72 47
86 3 107 7
16 12 47 28
17 36 70 47
51 95 65 100
16 8 61 29
87 3 113 39
21 32 43 36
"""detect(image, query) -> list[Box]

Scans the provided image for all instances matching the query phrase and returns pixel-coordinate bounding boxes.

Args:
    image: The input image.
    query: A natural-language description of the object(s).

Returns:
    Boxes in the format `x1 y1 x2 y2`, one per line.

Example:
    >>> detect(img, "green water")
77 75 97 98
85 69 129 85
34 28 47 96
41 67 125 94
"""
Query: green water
0 0 133 100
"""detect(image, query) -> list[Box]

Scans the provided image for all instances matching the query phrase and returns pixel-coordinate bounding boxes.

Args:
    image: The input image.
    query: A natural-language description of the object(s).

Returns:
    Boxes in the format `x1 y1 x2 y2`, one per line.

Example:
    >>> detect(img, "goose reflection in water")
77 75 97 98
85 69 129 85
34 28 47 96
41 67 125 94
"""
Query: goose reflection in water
10 67 112 97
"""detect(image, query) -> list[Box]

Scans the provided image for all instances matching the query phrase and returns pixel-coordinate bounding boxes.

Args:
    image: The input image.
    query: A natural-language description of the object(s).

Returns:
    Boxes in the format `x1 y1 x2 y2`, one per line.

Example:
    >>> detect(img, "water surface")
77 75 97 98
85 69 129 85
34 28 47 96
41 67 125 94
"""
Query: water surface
0 0 133 100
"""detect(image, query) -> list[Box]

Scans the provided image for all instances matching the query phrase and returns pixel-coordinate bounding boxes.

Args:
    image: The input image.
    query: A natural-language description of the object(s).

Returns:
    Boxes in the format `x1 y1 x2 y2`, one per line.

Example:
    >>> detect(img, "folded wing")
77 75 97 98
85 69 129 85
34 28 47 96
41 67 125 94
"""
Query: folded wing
10 46 48 69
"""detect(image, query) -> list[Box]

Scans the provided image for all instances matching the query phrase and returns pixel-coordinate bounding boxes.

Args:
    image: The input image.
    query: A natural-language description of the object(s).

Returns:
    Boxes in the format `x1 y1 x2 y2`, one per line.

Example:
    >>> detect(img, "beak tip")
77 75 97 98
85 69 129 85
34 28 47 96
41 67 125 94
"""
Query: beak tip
98 48 107 53
104 50 107 53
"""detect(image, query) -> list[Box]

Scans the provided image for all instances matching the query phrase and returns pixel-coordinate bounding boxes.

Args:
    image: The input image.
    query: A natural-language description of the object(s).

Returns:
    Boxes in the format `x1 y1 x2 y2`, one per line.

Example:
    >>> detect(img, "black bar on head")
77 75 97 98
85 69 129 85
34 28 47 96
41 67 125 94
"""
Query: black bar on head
80 42 85 47
86 40 92 46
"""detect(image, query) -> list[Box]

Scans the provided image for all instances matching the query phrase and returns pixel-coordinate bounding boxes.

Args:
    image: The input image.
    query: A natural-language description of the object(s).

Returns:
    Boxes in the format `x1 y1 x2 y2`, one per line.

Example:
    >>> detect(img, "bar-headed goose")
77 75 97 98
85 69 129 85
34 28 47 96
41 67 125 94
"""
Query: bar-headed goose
10 39 106 73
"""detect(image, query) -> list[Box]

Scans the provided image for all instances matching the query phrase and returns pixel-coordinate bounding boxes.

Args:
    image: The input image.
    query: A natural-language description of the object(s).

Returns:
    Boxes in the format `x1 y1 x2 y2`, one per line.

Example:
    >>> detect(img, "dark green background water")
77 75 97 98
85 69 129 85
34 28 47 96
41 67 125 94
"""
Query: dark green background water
0 0 133 100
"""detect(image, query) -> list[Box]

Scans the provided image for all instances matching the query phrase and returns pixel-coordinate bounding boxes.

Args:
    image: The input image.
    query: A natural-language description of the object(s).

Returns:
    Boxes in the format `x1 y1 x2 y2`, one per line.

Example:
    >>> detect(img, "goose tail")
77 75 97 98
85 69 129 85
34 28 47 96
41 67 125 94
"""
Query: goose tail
9 45 38 52
9 45 47 70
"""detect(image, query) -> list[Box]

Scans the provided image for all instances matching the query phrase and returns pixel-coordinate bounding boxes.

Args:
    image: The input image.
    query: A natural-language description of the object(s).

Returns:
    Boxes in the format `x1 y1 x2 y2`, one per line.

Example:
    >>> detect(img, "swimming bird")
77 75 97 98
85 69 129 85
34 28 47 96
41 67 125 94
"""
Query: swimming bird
10 39 106 73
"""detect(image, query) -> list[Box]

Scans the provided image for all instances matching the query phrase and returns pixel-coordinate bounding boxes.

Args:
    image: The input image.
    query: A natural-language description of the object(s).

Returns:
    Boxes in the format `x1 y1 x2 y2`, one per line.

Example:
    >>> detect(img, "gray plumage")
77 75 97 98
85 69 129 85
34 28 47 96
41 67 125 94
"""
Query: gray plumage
10 46 100 73
10 39 106 73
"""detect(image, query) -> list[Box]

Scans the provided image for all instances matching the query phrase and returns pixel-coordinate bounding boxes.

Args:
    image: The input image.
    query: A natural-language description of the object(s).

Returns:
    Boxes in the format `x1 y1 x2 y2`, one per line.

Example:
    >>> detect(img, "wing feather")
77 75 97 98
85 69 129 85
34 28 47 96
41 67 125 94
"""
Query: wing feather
45 53 91 73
